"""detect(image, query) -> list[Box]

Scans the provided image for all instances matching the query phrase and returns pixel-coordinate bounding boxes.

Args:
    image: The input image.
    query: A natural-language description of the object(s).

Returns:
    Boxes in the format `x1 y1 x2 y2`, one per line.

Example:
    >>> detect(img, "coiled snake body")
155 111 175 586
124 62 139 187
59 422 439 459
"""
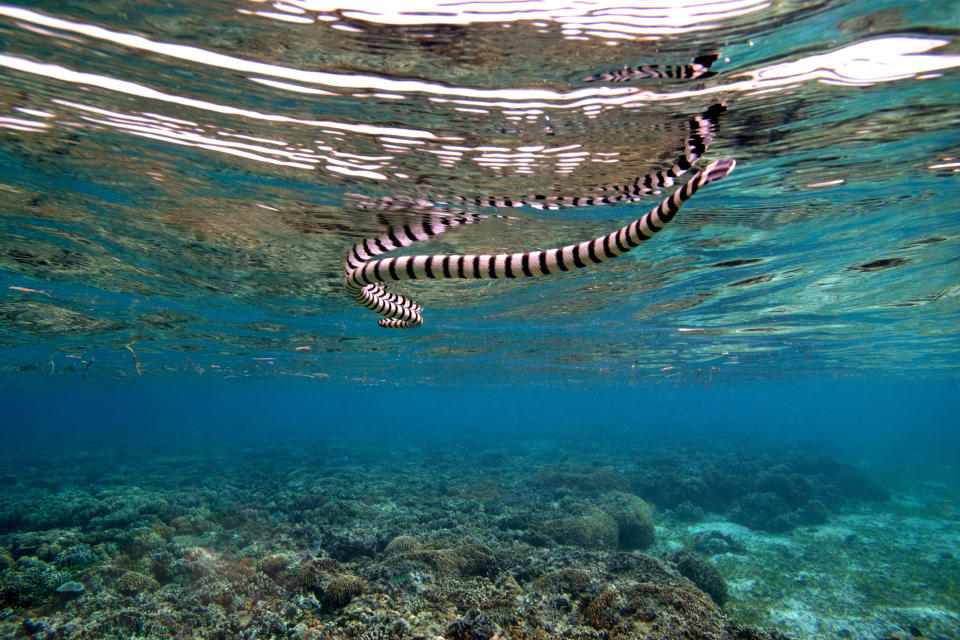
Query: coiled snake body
344 104 735 328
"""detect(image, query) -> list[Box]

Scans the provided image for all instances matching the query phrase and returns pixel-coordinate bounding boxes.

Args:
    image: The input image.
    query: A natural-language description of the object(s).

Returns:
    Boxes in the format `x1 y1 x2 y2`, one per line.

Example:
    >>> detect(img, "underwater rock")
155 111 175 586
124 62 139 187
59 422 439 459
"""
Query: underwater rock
549 594 573 613
170 513 213 535
446 611 500 640
693 530 745 556
598 491 655 550
438 543 499 577
11 531 46 560
627 446 889 532
54 580 85 598
816 460 890 502
418 543 499 577
310 498 364 525
329 528 377 561
455 481 506 503
756 465 812 508
0 511 23 536
632 470 712 509
122 529 170 563
496 510 535 532
4 437 892 639
673 500 706 521
287 561 322 594
497 509 551 546
530 567 600 601
254 554 290 582
535 465 630 494
287 557 344 594
668 549 729 606
21 618 45 634
798 498 830 525
181 546 235 582
730 492 798 532
584 581 752 639
541 508 618 549
379 542 501 582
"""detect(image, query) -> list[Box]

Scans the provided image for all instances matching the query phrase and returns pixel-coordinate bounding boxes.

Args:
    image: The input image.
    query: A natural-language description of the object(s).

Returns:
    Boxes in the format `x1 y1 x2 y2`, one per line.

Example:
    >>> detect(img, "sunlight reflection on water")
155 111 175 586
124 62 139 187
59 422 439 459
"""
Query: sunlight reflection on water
0 0 958 383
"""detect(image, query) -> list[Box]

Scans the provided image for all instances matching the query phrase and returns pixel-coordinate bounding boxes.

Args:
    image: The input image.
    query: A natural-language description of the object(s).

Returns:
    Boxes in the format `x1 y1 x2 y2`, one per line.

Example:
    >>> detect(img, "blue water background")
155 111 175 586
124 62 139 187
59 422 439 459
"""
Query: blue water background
3 378 957 470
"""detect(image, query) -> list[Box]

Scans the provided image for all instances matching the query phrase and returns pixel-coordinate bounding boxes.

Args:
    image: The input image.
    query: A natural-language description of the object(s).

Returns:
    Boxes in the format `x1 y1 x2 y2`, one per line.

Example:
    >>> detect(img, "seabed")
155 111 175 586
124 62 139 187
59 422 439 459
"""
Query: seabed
1 431 957 640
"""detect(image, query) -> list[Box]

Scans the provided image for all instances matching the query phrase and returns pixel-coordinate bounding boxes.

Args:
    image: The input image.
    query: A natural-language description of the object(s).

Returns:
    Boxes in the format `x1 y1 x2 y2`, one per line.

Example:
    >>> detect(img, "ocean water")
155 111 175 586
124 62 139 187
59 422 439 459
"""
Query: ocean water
1 1 959 638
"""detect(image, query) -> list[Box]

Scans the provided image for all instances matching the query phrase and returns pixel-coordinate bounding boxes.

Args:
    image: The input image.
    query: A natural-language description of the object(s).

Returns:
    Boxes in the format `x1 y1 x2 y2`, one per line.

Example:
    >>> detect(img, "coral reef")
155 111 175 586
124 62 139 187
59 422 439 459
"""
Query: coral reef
0 434 946 640
693 530 746 556
322 574 367 609
598 491 655 550
0 556 62 606
669 549 729 606
534 465 631 493
540 508 618 549
628 444 889 532
584 582 741 639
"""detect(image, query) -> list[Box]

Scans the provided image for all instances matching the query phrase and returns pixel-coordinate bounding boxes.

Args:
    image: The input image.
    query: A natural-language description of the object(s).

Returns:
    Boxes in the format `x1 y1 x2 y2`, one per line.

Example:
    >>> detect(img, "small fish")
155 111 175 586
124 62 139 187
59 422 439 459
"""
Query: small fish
583 54 718 82
9 285 51 296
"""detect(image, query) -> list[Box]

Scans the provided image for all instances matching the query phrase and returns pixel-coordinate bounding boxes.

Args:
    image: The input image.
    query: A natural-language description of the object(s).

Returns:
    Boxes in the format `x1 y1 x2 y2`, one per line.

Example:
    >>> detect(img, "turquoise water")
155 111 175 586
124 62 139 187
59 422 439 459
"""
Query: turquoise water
1 1 959 638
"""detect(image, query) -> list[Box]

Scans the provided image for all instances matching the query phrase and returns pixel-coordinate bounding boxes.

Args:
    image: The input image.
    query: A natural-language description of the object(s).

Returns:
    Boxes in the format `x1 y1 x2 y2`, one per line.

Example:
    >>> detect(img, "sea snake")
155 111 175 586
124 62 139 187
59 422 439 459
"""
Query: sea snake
344 157 736 328
344 103 729 328
583 54 718 83
444 103 726 211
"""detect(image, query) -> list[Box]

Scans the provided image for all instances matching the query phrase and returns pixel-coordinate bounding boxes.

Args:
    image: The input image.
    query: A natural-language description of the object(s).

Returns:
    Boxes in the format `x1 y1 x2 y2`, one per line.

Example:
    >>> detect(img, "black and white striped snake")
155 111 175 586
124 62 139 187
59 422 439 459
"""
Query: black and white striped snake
344 158 734 328
582 54 718 83
445 103 727 211
344 104 734 328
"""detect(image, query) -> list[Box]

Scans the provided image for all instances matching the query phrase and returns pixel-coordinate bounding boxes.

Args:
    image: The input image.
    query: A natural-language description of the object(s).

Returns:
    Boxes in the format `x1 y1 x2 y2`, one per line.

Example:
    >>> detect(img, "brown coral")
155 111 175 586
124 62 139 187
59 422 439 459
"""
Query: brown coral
322 574 366 609
534 465 630 493
383 535 420 555
584 582 738 640
541 509 618 549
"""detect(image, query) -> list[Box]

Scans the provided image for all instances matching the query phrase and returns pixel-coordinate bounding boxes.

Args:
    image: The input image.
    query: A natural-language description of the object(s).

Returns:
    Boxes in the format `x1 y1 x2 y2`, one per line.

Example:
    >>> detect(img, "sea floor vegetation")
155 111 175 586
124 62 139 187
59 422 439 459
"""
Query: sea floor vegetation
0 427 957 640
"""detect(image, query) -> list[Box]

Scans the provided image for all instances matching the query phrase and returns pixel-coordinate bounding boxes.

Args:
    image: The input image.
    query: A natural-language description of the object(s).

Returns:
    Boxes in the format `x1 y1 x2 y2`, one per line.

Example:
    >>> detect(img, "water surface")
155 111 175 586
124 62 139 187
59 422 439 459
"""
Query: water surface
2 0 957 384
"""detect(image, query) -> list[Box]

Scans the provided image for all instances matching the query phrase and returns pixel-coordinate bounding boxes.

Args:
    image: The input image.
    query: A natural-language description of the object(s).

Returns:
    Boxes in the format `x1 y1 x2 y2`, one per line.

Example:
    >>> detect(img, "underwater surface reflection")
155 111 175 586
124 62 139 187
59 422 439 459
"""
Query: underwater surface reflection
0 0 958 383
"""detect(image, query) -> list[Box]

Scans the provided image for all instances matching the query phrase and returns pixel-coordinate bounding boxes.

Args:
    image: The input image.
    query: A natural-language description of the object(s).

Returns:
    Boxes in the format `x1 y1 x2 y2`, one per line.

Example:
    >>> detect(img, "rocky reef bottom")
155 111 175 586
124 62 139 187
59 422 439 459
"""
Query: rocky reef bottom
0 426 957 640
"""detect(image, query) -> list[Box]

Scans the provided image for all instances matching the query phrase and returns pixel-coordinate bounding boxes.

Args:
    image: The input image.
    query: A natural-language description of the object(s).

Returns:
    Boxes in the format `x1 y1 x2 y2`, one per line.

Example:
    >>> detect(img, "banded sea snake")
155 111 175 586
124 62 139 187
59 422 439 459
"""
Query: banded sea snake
582 54 718 83
344 104 735 329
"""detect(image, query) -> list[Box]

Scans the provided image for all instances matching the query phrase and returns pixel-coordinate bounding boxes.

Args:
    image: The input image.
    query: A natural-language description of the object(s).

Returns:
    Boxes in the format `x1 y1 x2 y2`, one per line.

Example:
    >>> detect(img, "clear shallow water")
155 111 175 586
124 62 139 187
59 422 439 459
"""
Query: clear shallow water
1 0 958 384
1 2 960 639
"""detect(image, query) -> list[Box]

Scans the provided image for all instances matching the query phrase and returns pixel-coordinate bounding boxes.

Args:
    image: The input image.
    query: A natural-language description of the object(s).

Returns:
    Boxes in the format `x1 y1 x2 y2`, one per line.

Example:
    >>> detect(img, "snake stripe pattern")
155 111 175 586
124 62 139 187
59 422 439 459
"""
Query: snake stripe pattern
583 54 718 83
345 158 736 328
345 210 514 274
344 211 515 315
346 102 722 278
449 103 725 211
